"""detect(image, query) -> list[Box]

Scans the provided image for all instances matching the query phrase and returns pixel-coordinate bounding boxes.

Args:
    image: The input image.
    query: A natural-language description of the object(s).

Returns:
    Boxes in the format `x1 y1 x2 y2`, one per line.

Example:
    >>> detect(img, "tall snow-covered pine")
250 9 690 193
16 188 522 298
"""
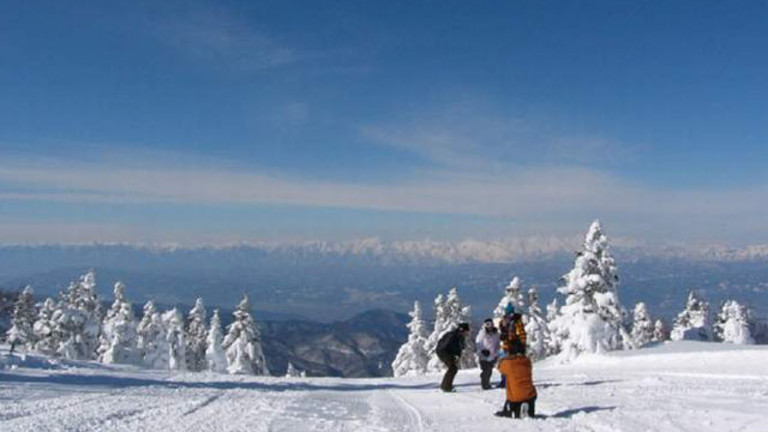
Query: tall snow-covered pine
137 301 169 369
164 308 187 371
97 282 138 364
222 295 269 375
525 287 550 360
205 308 227 373
548 220 629 359
631 302 655 348
6 285 36 353
713 300 754 345
392 301 429 377
185 298 208 371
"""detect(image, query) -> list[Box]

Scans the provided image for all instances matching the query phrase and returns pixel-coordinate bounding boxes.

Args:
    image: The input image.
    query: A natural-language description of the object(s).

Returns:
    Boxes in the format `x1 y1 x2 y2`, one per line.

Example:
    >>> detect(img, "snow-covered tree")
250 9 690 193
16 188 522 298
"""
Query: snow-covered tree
631 302 655 348
136 301 169 369
525 287 550 361
494 276 525 319
52 271 103 359
425 288 475 371
205 308 227 373
713 300 754 345
97 282 138 364
164 308 186 371
285 362 304 378
653 319 668 342
670 291 711 341
545 298 560 356
424 294 448 372
185 298 208 372
222 295 269 375
33 298 58 356
5 285 36 353
392 301 430 377
548 220 629 359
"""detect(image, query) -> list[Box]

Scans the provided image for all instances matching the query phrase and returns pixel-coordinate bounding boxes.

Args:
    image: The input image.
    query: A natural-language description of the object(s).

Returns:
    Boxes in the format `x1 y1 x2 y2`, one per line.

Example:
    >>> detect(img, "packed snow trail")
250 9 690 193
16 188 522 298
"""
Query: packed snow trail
1 342 767 432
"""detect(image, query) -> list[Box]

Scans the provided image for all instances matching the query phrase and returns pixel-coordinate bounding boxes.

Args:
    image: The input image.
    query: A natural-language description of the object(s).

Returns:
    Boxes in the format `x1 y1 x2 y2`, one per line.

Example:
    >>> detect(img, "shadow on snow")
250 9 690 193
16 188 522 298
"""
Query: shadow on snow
0 372 437 393
545 406 617 419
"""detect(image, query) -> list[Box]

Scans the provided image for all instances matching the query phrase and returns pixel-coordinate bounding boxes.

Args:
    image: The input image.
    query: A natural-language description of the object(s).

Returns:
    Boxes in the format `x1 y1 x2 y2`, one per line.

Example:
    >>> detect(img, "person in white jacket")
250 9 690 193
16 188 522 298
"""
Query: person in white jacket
475 318 501 390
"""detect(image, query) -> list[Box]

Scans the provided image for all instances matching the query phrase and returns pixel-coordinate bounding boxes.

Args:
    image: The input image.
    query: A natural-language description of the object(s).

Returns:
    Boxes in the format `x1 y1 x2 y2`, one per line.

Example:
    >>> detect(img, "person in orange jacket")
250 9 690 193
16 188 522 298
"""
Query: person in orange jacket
496 303 527 388
495 340 537 418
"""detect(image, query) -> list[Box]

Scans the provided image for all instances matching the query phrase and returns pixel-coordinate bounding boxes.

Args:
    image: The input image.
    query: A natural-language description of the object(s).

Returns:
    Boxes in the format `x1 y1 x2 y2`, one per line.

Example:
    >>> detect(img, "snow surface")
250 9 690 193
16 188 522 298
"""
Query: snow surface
1 341 767 431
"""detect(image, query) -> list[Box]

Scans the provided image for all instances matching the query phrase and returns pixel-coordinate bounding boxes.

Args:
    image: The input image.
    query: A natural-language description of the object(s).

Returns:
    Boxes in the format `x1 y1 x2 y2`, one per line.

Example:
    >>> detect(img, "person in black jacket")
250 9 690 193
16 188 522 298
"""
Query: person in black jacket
436 322 470 392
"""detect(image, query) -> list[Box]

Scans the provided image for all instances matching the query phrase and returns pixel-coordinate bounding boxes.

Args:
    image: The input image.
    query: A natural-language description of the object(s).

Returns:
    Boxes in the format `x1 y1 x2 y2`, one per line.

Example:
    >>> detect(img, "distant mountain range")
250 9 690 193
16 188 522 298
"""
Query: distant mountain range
2 238 768 268
0 240 767 323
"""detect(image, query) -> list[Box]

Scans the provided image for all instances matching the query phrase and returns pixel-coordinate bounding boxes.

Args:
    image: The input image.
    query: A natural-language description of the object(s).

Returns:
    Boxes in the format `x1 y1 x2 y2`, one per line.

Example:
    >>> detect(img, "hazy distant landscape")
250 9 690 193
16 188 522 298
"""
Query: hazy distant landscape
2 240 767 322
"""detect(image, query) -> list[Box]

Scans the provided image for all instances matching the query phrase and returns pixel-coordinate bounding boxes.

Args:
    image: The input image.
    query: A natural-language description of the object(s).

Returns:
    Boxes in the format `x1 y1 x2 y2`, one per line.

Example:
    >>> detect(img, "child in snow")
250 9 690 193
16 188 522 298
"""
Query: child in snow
495 340 537 419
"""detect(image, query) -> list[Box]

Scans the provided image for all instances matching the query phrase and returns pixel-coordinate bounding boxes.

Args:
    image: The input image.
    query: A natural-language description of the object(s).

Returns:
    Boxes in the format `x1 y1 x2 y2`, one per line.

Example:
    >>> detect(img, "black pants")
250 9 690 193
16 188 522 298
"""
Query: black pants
504 397 536 418
479 360 495 389
439 355 458 391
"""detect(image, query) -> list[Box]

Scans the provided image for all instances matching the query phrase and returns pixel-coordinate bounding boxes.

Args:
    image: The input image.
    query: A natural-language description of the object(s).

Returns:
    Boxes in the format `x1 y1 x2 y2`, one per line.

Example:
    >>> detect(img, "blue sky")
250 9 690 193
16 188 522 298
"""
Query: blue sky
1 1 767 246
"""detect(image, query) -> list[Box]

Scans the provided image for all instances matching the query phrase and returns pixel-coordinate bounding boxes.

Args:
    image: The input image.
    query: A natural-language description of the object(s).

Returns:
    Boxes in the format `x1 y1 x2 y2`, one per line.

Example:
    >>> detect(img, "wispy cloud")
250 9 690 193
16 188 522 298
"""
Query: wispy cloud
1 151 767 241
1 107 767 248
154 9 297 72
359 101 626 173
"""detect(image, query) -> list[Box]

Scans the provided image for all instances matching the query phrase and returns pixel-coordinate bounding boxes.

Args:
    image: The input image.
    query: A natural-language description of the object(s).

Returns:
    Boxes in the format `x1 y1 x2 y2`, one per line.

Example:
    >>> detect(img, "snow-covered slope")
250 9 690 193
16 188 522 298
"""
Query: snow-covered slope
1 341 766 431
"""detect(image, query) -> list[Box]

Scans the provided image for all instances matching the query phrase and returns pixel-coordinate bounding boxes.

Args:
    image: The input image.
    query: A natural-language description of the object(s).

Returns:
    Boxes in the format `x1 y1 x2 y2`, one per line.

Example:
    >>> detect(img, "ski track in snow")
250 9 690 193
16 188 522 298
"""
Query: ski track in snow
1 342 768 432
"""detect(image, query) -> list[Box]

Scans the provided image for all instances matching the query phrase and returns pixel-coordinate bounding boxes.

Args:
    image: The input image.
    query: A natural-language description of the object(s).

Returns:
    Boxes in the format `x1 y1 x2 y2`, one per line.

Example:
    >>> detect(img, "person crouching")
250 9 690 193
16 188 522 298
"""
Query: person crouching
495 340 537 418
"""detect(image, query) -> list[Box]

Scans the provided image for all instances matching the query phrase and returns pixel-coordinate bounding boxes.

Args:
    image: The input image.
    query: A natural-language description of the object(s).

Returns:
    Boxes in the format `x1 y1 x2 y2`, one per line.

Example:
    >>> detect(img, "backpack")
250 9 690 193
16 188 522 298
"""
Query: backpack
502 314 527 350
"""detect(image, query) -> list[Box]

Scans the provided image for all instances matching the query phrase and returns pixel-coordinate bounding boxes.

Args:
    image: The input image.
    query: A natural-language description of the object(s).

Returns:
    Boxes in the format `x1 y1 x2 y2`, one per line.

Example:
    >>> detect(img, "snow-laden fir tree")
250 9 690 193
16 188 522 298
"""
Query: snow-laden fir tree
493 276 525 319
548 220 629 359
653 319 668 342
52 271 103 359
525 287 550 361
164 308 186 371
185 298 208 371
713 300 754 345
392 301 430 377
33 298 58 356
631 302 655 348
136 301 169 369
205 308 227 373
441 288 475 369
424 294 447 372
97 282 138 364
670 291 711 341
5 285 36 353
222 295 269 375
545 298 560 356
425 288 475 371
285 362 304 378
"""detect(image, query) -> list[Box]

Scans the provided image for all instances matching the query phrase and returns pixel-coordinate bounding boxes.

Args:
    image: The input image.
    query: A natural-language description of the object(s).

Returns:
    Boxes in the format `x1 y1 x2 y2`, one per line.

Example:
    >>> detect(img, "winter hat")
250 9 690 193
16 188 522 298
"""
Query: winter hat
504 303 515 316
483 318 493 324
458 322 470 332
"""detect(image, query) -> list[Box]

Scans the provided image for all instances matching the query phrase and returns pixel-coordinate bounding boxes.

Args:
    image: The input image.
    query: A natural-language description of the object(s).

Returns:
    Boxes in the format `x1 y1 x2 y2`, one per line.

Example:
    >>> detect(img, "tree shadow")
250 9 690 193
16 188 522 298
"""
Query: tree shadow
545 406 617 418
0 372 437 393
537 379 620 389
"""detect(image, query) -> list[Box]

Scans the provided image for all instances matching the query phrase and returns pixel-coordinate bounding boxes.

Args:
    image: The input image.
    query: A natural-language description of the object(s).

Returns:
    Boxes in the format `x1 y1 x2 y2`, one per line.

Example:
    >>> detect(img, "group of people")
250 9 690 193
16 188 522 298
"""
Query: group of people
435 303 537 419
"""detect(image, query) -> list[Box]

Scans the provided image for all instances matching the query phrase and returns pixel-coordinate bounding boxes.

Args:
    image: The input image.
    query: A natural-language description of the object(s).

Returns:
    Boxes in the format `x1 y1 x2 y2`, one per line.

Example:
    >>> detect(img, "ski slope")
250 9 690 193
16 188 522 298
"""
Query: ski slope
1 342 767 432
